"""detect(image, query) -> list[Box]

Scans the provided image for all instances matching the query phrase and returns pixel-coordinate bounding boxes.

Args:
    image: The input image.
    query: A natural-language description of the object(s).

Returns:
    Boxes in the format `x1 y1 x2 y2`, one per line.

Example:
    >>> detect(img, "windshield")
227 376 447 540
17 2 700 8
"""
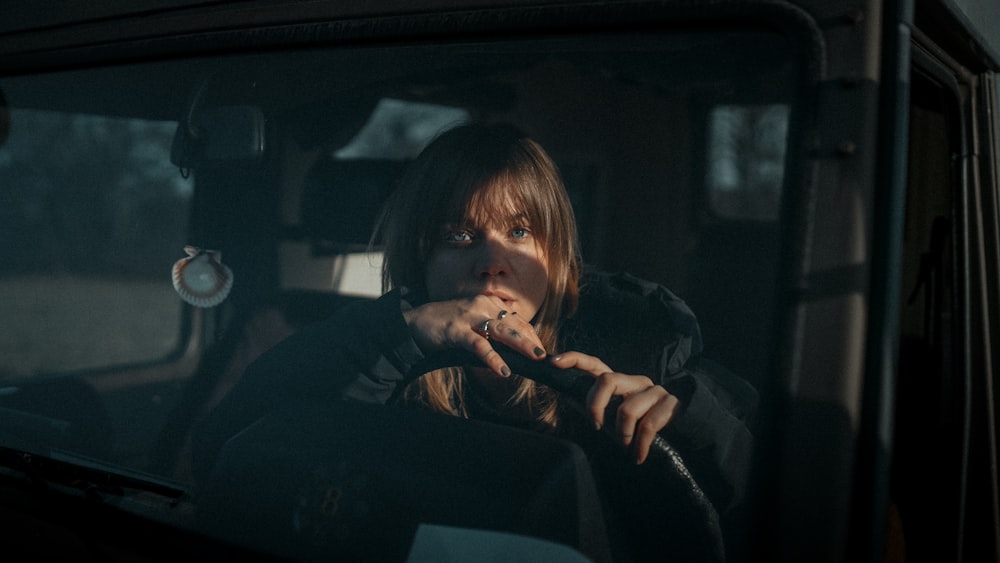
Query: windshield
0 24 802 562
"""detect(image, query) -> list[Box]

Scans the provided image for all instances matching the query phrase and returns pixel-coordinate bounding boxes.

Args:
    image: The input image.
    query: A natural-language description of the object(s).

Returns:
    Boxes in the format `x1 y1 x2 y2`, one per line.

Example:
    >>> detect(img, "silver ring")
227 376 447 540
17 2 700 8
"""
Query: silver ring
476 319 491 338
497 310 508 320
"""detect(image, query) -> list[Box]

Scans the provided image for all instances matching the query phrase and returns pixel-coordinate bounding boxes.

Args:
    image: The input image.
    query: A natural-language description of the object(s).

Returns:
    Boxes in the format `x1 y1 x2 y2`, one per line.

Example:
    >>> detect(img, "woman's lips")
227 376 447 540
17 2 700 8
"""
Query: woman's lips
481 290 514 305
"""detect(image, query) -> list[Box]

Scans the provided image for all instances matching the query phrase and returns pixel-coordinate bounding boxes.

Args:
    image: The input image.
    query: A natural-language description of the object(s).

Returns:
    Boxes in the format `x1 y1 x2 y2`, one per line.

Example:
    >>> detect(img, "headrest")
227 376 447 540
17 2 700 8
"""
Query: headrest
300 158 407 251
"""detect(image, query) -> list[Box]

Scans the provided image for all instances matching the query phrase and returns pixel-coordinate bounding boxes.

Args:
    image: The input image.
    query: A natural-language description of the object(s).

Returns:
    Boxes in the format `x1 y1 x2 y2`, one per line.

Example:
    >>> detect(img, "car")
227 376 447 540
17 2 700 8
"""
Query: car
1 0 998 561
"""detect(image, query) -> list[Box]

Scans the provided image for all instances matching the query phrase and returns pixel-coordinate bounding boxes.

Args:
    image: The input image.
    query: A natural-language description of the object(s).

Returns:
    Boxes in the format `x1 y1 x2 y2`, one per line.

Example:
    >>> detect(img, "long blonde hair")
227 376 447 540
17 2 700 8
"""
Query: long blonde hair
374 123 581 428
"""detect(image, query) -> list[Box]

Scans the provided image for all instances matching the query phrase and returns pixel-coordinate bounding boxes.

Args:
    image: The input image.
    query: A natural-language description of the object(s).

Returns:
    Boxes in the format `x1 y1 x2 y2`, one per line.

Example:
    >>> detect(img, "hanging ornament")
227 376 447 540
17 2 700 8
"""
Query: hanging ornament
171 245 233 308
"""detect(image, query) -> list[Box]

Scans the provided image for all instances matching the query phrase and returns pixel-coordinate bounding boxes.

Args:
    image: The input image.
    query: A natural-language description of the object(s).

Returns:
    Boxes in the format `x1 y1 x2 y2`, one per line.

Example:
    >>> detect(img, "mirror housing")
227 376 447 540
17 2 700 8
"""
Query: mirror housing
171 105 266 169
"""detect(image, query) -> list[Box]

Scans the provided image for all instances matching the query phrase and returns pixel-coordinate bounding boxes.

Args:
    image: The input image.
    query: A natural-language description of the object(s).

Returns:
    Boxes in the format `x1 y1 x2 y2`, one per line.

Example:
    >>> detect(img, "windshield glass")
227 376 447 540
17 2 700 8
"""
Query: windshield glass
0 25 801 562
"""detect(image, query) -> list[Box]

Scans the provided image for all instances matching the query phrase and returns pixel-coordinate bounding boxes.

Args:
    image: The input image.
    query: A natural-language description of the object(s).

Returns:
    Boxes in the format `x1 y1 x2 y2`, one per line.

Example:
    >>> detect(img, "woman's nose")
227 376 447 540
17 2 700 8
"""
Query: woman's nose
476 238 509 278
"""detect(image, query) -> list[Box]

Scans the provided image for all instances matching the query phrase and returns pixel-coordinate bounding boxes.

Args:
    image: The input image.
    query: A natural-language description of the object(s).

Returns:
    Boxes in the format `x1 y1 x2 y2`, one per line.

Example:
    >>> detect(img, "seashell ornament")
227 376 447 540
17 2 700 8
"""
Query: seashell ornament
172 246 234 308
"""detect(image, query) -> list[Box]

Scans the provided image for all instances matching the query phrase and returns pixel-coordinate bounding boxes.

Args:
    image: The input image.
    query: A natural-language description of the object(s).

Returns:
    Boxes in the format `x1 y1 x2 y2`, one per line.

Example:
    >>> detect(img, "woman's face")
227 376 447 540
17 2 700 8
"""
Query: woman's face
423 190 550 320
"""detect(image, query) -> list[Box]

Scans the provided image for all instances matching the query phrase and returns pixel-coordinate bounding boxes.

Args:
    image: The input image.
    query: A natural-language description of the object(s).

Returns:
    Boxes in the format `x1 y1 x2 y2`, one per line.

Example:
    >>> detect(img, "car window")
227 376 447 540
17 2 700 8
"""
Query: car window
0 109 191 379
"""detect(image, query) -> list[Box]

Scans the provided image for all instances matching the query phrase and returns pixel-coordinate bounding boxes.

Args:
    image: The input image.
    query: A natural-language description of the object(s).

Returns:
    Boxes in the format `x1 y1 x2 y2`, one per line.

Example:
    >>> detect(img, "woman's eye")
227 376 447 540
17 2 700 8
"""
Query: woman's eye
443 230 473 243
511 227 530 239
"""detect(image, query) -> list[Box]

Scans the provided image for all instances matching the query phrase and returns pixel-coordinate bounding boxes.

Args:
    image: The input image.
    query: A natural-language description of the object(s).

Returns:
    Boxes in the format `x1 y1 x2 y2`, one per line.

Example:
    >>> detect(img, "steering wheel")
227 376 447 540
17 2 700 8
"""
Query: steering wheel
199 344 725 563
413 344 726 563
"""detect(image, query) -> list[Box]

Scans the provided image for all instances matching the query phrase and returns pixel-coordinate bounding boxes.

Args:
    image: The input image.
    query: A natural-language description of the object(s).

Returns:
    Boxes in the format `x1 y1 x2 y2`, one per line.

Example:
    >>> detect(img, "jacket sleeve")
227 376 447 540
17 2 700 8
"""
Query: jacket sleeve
659 355 757 514
191 289 425 482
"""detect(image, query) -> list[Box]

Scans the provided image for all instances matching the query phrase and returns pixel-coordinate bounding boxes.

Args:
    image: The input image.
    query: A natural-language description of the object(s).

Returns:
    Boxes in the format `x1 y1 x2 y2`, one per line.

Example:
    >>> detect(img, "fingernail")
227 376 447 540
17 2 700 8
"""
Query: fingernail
500 365 511 377
594 420 602 431
552 354 562 362
533 347 545 357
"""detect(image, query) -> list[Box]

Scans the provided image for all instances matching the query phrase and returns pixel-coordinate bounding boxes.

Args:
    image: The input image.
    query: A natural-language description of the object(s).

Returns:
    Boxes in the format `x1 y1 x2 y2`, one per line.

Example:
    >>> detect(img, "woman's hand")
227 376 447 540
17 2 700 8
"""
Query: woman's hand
550 352 681 464
403 295 547 378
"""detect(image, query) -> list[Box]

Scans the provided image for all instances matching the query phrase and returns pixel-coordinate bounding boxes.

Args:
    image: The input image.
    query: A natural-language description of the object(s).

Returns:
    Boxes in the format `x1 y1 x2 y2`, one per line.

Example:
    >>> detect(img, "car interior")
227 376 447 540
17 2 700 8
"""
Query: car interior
0 23 802 561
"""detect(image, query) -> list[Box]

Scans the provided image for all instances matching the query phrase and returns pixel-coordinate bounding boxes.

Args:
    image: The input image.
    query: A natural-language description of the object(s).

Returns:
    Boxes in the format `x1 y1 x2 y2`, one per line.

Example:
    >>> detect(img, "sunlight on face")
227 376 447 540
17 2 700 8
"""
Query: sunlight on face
424 189 550 320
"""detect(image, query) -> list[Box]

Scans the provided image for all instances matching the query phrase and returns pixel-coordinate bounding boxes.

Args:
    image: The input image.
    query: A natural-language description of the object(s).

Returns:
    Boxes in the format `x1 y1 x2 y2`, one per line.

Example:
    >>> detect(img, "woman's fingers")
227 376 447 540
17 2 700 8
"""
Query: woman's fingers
621 388 679 464
467 333 512 377
470 298 545 377
552 351 679 464
549 351 612 375
483 311 547 361
606 381 680 464
405 296 547 378
464 298 546 378
550 352 616 428
552 349 645 428
588 372 654 433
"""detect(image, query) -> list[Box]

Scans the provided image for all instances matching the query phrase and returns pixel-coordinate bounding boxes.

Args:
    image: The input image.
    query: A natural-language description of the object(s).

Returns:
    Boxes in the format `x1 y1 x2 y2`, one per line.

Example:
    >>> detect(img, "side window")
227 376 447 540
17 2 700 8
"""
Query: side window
706 103 789 221
0 109 192 379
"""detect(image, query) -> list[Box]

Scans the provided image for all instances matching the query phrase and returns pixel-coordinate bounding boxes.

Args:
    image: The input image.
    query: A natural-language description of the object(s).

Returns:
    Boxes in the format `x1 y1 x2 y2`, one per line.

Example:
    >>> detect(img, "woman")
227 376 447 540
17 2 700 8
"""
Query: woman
379 122 700 463
193 122 755 560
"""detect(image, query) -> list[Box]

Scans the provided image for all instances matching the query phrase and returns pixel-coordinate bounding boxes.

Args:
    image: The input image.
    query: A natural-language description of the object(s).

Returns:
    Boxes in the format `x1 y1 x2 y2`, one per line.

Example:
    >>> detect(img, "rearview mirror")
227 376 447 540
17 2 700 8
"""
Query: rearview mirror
171 105 266 169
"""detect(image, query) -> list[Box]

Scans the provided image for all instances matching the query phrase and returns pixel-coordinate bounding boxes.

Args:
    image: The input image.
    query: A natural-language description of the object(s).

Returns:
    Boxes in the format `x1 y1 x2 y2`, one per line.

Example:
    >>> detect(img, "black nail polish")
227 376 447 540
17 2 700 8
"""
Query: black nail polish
534 347 545 357
500 365 511 377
